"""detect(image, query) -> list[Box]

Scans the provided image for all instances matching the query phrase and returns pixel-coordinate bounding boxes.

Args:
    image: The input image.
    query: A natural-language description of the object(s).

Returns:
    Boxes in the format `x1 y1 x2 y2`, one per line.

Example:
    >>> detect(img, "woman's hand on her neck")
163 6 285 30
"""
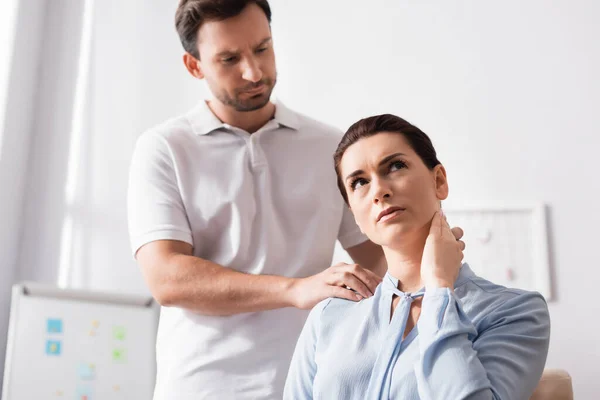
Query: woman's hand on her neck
420 210 465 291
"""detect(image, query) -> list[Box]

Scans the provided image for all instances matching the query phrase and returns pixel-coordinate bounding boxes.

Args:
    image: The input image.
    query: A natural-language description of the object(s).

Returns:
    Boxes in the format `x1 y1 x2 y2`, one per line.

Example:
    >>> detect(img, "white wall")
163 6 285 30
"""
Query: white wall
6 0 597 397
269 2 598 397
83 0 204 294
0 0 19 152
17 0 89 285
0 0 50 387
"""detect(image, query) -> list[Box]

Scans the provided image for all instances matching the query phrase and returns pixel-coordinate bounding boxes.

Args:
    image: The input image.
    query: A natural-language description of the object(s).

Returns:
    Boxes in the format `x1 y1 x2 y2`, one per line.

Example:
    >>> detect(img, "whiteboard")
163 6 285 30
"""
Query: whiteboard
2 282 159 400
444 203 552 300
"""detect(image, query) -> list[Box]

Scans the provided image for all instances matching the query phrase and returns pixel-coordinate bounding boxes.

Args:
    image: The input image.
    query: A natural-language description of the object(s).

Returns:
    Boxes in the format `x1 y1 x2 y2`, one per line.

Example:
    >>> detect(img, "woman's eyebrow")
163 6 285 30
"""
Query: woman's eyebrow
345 153 407 182
378 153 406 167
345 169 364 182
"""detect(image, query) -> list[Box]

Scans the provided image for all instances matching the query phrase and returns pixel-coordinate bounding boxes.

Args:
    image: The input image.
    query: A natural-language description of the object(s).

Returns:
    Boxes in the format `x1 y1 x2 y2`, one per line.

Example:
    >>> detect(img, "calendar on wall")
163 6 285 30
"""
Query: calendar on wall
443 203 551 300
332 203 552 300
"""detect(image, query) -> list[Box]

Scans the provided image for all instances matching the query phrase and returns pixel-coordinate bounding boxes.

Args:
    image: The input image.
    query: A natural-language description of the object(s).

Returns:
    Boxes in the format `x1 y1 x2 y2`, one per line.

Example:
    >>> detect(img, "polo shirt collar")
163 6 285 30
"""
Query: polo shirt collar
272 100 301 130
187 99 301 136
186 101 226 136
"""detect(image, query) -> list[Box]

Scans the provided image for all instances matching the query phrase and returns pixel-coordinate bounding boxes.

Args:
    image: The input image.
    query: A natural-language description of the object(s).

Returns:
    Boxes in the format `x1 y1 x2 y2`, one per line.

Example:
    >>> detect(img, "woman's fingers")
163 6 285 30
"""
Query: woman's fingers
451 226 464 241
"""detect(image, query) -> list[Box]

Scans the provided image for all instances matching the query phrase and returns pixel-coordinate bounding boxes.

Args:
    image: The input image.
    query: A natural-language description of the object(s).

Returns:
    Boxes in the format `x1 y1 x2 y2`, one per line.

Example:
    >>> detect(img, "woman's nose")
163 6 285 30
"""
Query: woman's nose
372 179 392 204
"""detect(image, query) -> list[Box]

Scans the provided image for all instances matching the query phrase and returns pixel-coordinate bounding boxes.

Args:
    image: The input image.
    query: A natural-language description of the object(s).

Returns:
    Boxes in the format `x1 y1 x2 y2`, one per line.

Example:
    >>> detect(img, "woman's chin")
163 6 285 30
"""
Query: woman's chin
376 223 426 249
377 226 412 247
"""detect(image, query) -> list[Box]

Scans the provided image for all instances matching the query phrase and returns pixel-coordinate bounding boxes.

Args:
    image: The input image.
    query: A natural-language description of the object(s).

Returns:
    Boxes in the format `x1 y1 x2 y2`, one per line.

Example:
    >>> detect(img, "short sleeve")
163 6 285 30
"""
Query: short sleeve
337 206 368 249
127 132 193 257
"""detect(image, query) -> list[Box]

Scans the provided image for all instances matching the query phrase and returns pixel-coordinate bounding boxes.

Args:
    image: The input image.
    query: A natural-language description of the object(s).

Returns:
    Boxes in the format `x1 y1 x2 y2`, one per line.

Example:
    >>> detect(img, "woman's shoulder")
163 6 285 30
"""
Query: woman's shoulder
455 264 549 327
307 292 380 335
457 266 545 301
315 295 371 319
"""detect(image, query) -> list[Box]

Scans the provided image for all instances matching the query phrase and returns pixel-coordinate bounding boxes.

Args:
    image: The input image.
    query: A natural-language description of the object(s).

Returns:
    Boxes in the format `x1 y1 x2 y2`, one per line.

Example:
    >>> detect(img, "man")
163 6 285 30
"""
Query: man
128 1 462 398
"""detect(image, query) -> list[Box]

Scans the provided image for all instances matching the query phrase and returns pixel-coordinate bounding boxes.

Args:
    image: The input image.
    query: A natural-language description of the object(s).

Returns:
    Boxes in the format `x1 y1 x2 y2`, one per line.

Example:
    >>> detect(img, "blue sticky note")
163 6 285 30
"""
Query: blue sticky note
77 362 96 380
46 340 61 356
47 318 63 334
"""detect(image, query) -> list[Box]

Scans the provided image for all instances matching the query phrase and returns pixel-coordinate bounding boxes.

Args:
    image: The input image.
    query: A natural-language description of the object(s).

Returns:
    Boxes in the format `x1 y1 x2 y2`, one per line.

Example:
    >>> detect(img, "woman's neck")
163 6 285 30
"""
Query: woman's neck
383 225 429 293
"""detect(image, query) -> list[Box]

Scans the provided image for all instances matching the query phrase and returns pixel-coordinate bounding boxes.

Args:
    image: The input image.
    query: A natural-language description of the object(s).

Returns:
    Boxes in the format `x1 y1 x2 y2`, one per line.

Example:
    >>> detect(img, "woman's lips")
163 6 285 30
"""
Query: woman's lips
377 207 406 223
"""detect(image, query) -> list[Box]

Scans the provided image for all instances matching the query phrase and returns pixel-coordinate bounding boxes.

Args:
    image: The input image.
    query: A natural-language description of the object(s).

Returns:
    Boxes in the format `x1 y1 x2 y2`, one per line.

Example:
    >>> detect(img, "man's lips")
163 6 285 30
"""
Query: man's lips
376 206 406 222
241 84 266 95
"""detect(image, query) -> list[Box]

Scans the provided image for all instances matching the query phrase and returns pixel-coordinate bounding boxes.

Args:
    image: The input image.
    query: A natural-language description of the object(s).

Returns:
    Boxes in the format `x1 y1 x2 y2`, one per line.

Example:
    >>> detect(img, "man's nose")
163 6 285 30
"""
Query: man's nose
241 57 263 83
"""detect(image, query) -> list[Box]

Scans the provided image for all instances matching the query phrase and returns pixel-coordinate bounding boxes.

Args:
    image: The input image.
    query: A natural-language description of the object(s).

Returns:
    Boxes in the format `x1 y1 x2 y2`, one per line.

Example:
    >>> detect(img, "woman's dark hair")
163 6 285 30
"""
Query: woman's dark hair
175 0 272 59
333 114 441 205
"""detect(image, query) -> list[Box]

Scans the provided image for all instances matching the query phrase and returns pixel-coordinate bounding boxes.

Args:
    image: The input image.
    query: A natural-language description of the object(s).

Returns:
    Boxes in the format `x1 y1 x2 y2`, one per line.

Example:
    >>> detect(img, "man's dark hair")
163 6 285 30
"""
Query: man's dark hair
333 114 441 205
175 0 272 59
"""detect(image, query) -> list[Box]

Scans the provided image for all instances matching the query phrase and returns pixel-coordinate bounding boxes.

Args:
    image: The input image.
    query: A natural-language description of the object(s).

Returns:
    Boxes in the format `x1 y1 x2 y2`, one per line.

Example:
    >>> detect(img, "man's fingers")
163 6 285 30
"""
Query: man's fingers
333 264 382 297
451 226 464 241
331 286 363 302
348 264 382 295
334 271 373 298
332 262 349 268
329 263 382 298
458 240 466 251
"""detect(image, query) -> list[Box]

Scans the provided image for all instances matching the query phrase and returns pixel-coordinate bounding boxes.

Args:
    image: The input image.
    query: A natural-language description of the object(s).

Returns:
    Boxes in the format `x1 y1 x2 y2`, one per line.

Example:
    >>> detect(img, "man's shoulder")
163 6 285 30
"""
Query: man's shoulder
139 112 193 144
283 106 344 139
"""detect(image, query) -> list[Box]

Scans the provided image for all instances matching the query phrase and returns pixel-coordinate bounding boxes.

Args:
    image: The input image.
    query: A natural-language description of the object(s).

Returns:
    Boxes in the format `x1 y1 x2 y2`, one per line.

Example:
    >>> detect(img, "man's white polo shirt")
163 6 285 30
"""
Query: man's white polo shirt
127 101 367 400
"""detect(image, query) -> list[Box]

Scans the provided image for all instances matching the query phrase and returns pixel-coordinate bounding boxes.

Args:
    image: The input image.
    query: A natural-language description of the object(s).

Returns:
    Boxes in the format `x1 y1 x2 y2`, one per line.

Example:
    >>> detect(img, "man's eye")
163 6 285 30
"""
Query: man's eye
256 47 268 53
222 57 237 64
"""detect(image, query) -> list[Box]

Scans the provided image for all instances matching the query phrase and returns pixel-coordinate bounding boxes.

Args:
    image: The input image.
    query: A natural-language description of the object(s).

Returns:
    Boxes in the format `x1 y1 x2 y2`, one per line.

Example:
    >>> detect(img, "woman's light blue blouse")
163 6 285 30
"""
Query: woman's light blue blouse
283 263 550 400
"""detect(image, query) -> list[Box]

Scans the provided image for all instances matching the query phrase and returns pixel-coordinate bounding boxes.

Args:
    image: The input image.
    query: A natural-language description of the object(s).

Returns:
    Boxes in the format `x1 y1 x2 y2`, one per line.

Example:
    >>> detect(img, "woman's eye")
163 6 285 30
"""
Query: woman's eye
351 178 368 190
390 160 407 172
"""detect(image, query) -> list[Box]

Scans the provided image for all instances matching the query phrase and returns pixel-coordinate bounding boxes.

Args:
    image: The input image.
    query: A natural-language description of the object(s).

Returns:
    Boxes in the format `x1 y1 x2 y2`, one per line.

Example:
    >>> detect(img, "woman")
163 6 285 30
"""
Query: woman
283 114 550 399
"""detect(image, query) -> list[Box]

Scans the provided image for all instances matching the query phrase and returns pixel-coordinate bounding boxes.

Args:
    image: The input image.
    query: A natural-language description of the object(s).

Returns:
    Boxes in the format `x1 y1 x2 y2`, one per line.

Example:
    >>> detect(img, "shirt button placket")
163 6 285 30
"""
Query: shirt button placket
248 135 266 168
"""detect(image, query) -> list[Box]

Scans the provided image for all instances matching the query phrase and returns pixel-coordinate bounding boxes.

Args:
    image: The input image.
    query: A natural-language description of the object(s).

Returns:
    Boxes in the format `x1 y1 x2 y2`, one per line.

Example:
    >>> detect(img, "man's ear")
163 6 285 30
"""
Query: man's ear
434 164 449 200
183 53 204 79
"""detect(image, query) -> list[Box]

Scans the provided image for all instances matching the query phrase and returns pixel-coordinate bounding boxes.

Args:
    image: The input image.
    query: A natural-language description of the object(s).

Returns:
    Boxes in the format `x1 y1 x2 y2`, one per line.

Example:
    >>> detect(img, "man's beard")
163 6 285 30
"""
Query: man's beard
215 77 276 112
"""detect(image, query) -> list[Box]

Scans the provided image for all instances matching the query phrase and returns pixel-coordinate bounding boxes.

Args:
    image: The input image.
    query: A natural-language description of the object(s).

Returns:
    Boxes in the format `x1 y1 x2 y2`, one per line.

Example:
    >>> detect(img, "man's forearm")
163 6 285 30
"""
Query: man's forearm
152 253 299 316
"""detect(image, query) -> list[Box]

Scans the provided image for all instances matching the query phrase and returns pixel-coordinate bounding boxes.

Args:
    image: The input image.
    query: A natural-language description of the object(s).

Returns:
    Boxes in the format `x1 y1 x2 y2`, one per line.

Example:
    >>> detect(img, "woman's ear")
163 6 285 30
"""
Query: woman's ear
434 164 449 200
183 53 204 79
